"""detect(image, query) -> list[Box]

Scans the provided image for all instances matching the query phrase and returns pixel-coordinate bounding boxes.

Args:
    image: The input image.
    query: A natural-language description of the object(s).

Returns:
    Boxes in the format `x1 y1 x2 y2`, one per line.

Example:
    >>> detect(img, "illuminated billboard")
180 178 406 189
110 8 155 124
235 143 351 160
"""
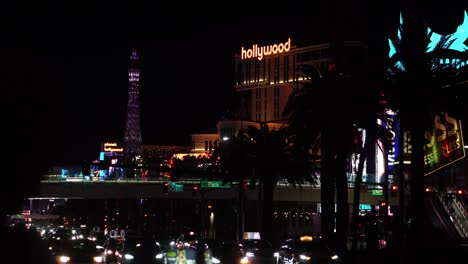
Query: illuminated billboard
103 142 124 153
241 38 291 60
102 142 124 158
424 112 465 175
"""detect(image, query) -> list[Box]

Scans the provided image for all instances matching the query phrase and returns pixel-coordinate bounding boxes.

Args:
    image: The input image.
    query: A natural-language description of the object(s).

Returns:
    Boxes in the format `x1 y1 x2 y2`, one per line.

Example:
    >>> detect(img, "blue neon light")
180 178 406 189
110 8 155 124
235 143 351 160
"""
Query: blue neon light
427 11 468 53
388 11 468 71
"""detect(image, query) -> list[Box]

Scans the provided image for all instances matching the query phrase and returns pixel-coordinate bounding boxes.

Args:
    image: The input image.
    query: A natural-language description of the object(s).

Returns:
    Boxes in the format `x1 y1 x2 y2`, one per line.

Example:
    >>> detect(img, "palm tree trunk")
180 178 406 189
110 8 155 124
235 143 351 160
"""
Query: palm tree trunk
237 179 245 243
401 3 427 258
396 119 407 251
261 170 275 242
335 124 352 252
321 0 344 242
351 138 369 251
408 120 426 246
383 151 389 215
321 126 336 239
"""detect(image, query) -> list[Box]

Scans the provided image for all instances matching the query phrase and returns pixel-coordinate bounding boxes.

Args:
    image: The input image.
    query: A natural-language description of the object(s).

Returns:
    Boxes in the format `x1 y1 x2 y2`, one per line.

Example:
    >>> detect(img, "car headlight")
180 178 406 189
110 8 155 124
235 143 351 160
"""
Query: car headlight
240 257 250 264
94 256 103 263
155 253 163 259
246 252 254 257
299 254 311 260
106 250 113 255
125 254 134 260
331 254 339 261
212 257 221 264
57 256 70 263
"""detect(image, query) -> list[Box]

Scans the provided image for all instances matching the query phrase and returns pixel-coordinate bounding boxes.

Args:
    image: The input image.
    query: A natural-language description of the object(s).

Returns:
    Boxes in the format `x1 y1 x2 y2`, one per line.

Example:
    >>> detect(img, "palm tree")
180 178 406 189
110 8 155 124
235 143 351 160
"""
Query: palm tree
211 130 255 241
282 64 335 239
213 121 317 242
349 103 399 242
283 61 376 251
386 5 468 257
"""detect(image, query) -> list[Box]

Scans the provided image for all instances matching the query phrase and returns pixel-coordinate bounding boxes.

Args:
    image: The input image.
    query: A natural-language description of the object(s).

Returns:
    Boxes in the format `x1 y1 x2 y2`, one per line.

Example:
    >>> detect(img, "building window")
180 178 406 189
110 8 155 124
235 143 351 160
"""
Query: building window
283 55 289 82
237 63 243 85
267 58 271 83
254 60 259 82
274 86 279 119
262 59 266 82
263 87 267 121
274 57 279 84
247 61 251 83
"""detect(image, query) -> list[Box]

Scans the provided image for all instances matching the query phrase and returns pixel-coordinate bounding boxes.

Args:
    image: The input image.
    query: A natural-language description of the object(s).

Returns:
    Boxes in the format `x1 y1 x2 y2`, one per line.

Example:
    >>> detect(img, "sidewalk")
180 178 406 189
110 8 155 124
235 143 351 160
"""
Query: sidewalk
344 244 468 264
343 248 401 264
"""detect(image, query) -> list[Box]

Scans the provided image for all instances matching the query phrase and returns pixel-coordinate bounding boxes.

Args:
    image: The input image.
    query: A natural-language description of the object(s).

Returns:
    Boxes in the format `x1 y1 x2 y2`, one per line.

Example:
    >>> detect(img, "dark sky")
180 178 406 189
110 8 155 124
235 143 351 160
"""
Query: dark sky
5 1 357 167
4 1 467 172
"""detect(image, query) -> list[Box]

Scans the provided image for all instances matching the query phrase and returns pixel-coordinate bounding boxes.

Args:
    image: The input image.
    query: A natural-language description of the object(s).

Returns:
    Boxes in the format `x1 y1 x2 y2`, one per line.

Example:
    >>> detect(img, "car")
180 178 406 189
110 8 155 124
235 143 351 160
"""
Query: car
238 239 277 264
191 239 243 264
121 235 166 264
102 238 124 264
51 227 73 241
49 238 104 264
211 240 244 264
277 236 341 264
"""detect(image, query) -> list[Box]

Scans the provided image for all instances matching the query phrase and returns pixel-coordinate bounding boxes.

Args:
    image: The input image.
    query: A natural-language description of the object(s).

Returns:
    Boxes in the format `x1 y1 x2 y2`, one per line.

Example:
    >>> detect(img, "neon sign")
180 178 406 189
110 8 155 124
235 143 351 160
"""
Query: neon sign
427 11 468 53
241 38 291 60
103 142 124 153
424 112 465 175
104 148 123 152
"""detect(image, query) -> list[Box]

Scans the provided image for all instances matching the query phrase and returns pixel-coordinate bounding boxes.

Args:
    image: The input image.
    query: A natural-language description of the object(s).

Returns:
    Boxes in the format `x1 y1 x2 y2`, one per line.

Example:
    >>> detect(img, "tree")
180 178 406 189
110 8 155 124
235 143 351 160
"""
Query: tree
283 61 369 250
213 131 255 242
213 120 317 242
248 122 315 241
349 108 395 253
283 64 336 240
385 3 468 258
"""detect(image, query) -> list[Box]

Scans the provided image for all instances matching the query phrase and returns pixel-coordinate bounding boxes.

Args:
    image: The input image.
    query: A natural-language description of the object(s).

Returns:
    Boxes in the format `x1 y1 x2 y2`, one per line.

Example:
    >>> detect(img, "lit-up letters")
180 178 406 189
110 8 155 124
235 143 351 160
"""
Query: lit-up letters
424 112 465 175
241 38 291 60
103 142 124 152
104 147 123 152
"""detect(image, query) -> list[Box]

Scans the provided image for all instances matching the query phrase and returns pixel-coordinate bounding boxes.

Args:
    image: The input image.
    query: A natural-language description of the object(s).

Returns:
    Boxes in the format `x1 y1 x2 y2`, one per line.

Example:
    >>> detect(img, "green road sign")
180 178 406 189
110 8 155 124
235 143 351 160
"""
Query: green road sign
371 189 383 196
200 180 231 188
169 182 184 192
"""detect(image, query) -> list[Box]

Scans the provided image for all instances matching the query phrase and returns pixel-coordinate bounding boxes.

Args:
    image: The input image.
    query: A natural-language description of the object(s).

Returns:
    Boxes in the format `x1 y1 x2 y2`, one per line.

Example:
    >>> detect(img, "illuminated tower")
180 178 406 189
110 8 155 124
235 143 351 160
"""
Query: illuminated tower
123 48 143 159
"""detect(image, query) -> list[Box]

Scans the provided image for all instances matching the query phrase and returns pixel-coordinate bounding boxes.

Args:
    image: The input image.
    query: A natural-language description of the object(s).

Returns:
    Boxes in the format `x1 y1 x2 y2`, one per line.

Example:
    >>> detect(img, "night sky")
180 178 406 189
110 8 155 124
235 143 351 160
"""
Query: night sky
5 1 357 167
3 1 468 213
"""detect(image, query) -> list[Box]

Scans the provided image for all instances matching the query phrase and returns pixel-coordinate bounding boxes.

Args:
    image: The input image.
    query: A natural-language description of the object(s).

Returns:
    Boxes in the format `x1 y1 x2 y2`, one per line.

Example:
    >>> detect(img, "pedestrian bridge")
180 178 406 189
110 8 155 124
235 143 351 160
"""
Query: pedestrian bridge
38 178 398 205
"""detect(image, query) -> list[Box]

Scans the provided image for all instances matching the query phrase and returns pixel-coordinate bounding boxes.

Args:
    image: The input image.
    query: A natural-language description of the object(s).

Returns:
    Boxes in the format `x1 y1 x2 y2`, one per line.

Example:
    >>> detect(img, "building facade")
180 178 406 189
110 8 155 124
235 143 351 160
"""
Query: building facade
217 38 366 140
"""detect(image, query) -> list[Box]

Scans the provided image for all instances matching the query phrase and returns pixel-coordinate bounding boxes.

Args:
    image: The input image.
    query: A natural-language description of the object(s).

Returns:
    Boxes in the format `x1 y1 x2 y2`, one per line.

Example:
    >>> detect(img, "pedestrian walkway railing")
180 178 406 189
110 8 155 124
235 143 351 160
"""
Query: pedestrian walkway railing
438 193 468 238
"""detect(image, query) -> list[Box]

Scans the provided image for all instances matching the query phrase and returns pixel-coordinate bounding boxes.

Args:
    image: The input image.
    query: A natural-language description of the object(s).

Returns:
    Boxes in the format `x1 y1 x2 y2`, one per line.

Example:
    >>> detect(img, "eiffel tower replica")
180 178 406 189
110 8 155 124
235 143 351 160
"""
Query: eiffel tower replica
123 47 143 177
